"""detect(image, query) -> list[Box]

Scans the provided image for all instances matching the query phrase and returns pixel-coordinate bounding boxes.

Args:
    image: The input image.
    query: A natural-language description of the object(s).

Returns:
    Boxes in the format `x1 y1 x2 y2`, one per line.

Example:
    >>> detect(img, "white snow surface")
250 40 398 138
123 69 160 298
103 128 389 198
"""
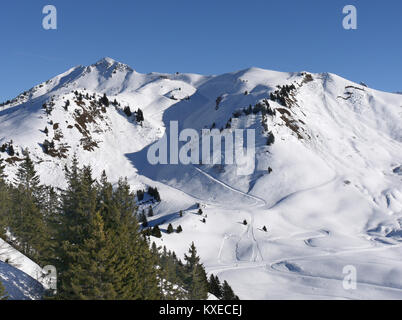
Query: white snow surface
0 238 45 299
1 58 402 299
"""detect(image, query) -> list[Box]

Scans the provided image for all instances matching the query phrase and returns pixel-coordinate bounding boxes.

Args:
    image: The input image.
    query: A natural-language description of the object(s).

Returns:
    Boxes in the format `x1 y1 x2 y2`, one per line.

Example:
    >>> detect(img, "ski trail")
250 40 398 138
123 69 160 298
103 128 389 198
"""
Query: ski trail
270 242 402 269
249 211 263 262
210 242 402 295
269 257 402 294
217 234 228 264
269 263 402 294
268 175 338 210
193 165 401 294
192 166 265 263
193 166 267 207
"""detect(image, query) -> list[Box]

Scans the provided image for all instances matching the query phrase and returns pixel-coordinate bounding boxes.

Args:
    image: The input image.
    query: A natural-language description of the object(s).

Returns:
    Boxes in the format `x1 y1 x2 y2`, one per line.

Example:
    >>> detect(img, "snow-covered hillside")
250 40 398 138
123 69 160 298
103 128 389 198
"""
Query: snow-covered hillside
1 57 402 299
0 238 45 299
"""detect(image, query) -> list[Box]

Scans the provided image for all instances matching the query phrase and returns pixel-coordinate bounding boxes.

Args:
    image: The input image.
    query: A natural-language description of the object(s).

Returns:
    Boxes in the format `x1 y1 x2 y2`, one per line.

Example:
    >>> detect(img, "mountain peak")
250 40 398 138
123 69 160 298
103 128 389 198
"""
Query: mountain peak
93 57 121 67
96 56 116 64
92 57 133 73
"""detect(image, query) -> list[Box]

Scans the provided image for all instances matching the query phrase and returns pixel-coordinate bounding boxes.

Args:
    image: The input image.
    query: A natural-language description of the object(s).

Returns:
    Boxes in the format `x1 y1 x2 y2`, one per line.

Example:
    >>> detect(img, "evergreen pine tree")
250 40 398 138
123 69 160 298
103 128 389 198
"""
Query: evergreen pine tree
184 242 209 300
176 225 183 233
136 108 144 123
57 166 160 300
41 186 61 265
136 189 145 201
221 280 239 300
151 225 162 238
187 264 209 300
59 211 120 299
148 205 154 217
109 178 160 299
139 209 148 227
100 93 109 106
10 151 49 264
14 150 42 200
208 274 222 299
0 157 10 238
147 186 161 202
167 223 174 234
184 242 200 269
57 161 100 296
123 106 132 117
7 144 14 156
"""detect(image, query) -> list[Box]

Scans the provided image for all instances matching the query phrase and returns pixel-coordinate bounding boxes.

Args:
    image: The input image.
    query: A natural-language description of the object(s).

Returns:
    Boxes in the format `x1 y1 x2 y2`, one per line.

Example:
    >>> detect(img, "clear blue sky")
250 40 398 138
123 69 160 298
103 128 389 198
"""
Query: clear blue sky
1 0 401 102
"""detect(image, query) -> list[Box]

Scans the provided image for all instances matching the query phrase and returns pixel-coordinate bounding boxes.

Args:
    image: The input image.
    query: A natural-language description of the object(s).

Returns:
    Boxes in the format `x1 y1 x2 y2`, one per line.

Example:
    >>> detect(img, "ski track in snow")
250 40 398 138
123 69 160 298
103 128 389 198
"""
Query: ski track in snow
197 167 402 298
193 166 267 207
193 166 265 264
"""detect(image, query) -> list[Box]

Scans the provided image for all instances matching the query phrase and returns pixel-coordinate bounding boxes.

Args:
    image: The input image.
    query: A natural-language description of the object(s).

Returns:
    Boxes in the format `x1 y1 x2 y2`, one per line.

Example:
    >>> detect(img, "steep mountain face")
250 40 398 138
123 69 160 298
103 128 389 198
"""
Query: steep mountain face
1 58 402 299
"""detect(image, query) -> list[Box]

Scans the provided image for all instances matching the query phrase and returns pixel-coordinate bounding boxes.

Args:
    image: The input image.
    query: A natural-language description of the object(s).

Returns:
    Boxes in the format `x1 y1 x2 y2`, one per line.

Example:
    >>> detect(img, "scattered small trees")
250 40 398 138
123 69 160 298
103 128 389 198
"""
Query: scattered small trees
147 186 161 202
269 84 296 107
176 225 183 233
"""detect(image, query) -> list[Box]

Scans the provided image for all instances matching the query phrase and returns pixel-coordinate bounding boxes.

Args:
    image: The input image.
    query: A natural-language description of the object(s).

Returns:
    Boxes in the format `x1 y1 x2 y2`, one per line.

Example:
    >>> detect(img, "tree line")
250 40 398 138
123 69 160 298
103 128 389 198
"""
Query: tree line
0 152 238 300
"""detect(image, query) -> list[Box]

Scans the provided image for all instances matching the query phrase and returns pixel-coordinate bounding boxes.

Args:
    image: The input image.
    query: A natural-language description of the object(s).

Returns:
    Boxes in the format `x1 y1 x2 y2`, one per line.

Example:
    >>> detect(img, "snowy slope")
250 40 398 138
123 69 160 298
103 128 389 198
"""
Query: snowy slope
1 58 402 299
0 239 45 299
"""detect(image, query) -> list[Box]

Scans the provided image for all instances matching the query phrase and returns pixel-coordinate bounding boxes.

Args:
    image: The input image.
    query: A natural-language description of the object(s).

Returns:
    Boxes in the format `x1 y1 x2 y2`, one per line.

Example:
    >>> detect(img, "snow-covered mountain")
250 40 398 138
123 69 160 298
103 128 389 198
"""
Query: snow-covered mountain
1 57 402 299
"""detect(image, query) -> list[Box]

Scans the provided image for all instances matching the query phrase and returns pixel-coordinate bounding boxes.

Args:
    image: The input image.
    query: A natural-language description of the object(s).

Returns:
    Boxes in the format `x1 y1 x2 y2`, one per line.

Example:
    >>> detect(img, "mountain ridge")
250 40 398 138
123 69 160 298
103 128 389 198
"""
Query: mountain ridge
1 58 402 299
